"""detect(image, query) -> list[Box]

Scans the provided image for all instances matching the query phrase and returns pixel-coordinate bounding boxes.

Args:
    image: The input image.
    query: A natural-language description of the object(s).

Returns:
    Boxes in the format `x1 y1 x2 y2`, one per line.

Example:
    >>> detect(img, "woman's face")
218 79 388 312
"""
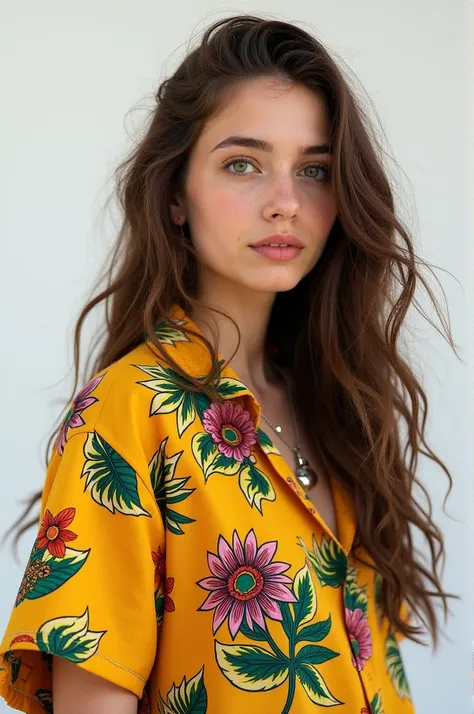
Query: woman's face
173 76 337 295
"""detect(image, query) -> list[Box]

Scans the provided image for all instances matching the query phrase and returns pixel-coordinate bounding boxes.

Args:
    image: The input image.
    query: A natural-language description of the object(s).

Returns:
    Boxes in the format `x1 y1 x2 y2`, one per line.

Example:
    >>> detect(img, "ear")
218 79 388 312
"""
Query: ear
169 192 187 223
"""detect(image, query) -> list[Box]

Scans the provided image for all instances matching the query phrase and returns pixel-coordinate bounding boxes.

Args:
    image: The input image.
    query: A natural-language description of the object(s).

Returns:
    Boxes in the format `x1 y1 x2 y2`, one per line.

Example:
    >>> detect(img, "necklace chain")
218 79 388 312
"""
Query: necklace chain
259 386 300 455
259 365 317 489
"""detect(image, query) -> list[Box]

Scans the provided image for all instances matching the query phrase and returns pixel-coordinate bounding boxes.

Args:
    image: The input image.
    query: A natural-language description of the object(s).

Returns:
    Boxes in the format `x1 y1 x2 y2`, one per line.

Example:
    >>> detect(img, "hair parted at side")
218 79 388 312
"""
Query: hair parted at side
7 14 458 647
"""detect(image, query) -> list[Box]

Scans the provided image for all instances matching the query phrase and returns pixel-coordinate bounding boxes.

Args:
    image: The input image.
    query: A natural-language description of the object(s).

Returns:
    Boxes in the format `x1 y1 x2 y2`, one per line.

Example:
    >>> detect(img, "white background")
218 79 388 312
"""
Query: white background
0 2 472 713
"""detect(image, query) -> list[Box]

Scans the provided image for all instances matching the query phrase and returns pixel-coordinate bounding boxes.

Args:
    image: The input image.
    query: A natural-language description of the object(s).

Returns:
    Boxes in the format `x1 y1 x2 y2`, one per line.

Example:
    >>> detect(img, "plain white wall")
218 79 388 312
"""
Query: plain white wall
1 2 472 713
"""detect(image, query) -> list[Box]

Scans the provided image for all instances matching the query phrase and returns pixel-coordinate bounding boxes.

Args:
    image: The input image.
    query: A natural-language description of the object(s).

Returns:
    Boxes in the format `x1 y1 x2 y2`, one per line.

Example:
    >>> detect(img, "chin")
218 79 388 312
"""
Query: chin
240 269 305 294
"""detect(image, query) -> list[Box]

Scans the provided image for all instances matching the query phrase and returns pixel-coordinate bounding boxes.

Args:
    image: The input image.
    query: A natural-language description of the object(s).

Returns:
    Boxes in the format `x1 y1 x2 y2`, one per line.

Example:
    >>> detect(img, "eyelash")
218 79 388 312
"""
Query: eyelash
222 155 332 182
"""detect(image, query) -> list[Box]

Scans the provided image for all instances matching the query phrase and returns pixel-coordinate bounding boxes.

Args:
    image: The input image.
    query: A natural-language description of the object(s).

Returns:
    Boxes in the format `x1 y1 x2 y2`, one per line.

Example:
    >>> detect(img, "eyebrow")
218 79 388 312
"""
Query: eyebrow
211 135 332 155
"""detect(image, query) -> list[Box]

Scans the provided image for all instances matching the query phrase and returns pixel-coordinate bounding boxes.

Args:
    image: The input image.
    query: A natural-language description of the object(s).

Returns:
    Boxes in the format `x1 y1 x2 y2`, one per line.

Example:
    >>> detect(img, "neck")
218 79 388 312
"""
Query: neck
191 276 278 393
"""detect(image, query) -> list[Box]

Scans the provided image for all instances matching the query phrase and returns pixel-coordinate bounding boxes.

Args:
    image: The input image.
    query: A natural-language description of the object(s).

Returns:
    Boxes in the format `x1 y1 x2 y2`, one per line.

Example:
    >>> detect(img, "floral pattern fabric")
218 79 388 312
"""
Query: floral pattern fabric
0 305 413 713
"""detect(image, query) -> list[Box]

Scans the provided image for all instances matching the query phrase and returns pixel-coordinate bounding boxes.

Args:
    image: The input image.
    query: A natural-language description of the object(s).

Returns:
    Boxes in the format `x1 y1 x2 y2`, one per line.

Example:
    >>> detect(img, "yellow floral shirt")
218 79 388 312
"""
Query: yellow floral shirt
0 305 414 714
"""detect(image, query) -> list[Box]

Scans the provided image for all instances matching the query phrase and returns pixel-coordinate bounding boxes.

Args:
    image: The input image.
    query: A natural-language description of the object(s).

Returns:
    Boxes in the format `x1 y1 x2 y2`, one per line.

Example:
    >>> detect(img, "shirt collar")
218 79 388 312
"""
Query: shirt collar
158 304 262 425
159 304 356 554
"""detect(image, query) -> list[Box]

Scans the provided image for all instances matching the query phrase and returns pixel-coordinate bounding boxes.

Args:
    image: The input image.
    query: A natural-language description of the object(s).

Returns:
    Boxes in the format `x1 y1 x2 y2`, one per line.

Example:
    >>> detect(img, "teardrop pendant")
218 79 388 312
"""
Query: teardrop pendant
295 454 318 489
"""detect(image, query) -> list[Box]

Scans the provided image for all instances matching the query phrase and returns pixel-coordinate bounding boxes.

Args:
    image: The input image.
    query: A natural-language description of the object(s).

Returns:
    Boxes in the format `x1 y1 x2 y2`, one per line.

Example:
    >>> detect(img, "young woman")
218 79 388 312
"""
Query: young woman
0 14 455 714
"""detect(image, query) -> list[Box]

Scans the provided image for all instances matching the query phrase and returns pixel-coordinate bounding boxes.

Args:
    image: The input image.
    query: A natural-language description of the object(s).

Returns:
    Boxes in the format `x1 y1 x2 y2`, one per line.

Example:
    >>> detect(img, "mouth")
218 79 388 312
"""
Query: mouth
249 233 304 250
249 244 303 261
254 242 294 247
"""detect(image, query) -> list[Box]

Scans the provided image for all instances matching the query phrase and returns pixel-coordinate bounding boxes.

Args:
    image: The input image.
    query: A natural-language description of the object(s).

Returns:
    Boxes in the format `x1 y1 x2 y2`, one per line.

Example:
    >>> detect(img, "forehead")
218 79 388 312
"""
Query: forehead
198 76 330 150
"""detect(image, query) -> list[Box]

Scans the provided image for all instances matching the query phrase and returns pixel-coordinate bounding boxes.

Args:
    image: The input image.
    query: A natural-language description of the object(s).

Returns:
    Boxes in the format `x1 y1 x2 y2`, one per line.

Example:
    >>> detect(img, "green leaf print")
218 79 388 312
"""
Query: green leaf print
371 690 385 714
296 615 332 643
238 462 276 512
212 452 243 476
150 437 196 535
154 318 190 346
3 652 21 685
193 433 275 512
295 663 343 706
16 546 90 606
238 619 268 642
81 432 151 517
385 630 411 699
344 566 369 617
295 644 339 666
298 534 348 589
135 363 199 436
279 601 294 640
35 689 53 714
203 532 343 711
159 666 207 714
36 607 106 663
192 432 241 480
215 642 289 691
292 565 317 627
256 427 280 455
192 432 218 476
216 376 248 399
374 572 383 625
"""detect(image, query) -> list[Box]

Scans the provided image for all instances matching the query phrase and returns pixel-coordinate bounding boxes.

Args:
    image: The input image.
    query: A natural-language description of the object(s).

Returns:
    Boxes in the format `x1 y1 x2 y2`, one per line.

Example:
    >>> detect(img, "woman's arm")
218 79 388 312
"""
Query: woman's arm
53 656 138 714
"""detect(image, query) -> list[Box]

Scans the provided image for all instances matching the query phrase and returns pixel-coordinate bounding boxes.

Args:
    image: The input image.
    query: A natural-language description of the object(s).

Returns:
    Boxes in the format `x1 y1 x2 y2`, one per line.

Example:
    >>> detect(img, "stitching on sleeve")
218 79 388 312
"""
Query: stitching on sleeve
6 682 40 704
2 629 39 638
95 652 145 681
2 635 145 682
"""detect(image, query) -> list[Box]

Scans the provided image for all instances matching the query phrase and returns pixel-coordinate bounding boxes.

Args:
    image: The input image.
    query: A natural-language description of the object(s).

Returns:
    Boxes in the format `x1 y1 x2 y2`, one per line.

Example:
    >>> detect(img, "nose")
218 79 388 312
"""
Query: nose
262 176 300 221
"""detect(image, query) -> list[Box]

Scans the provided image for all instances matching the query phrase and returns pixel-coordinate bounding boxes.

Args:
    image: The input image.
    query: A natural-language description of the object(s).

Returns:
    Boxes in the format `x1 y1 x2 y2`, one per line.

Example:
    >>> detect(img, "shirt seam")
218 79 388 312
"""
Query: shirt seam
54 362 163 519
1 633 145 682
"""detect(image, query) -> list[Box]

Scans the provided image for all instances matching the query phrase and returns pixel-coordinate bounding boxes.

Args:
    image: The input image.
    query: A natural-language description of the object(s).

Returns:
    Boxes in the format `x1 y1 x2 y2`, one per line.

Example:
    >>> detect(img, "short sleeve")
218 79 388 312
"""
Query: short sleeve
0 428 165 714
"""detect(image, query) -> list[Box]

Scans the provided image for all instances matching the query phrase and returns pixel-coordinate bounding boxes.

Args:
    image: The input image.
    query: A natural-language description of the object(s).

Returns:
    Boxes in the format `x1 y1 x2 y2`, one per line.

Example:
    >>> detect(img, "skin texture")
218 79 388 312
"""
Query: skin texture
172 76 339 536
53 76 338 711
171 75 337 388
52 656 138 713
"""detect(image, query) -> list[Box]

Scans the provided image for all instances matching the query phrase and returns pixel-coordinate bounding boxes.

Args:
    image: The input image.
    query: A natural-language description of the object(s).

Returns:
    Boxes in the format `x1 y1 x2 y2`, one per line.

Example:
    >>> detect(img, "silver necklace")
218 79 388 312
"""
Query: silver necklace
260 369 317 489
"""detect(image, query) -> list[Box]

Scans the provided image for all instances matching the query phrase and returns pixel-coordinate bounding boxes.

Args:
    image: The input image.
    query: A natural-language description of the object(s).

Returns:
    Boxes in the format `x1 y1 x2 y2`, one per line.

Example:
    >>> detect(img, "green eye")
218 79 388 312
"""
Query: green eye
222 157 331 182
223 157 255 175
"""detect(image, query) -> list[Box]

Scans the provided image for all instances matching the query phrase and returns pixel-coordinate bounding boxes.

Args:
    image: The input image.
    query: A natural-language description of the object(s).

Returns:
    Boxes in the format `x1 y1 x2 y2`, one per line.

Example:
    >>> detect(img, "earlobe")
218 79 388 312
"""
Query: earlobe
169 196 187 225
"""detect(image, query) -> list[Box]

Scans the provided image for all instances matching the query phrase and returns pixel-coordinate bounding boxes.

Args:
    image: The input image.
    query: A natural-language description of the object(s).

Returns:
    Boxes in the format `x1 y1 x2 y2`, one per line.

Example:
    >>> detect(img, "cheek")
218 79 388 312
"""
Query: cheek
311 192 337 230
187 183 251 265
202 184 252 225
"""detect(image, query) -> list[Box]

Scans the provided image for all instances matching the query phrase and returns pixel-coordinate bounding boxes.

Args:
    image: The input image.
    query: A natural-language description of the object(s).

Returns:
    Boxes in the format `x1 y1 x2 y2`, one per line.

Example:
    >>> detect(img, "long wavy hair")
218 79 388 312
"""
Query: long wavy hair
8 14 458 647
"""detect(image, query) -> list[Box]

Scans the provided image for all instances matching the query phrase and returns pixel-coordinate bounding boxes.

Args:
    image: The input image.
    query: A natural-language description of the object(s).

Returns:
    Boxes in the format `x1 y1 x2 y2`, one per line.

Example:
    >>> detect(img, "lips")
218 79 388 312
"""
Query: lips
250 233 304 249
249 244 302 262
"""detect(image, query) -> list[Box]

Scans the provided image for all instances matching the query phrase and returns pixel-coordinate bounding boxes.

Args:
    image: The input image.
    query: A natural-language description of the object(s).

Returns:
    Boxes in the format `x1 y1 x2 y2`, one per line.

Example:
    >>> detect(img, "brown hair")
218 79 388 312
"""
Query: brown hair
8 14 458 646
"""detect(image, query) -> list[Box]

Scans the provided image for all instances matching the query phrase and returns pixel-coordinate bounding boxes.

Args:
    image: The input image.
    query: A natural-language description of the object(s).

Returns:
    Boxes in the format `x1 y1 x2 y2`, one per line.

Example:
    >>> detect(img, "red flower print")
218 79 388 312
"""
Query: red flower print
202 401 257 461
10 634 35 647
152 548 175 612
164 577 175 612
37 508 78 558
360 709 370 714
198 529 297 639
57 374 104 455
152 546 166 589
345 607 373 671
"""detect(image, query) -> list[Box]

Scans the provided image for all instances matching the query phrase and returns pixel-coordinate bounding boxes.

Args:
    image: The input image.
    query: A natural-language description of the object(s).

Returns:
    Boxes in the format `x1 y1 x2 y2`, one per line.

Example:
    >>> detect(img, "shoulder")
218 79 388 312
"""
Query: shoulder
55 340 176 476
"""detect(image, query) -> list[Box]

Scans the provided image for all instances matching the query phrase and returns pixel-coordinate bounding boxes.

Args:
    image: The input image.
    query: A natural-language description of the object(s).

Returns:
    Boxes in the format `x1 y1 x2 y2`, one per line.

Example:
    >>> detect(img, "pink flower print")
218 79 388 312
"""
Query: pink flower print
57 374 104 455
345 607 373 671
202 401 257 461
198 529 297 639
